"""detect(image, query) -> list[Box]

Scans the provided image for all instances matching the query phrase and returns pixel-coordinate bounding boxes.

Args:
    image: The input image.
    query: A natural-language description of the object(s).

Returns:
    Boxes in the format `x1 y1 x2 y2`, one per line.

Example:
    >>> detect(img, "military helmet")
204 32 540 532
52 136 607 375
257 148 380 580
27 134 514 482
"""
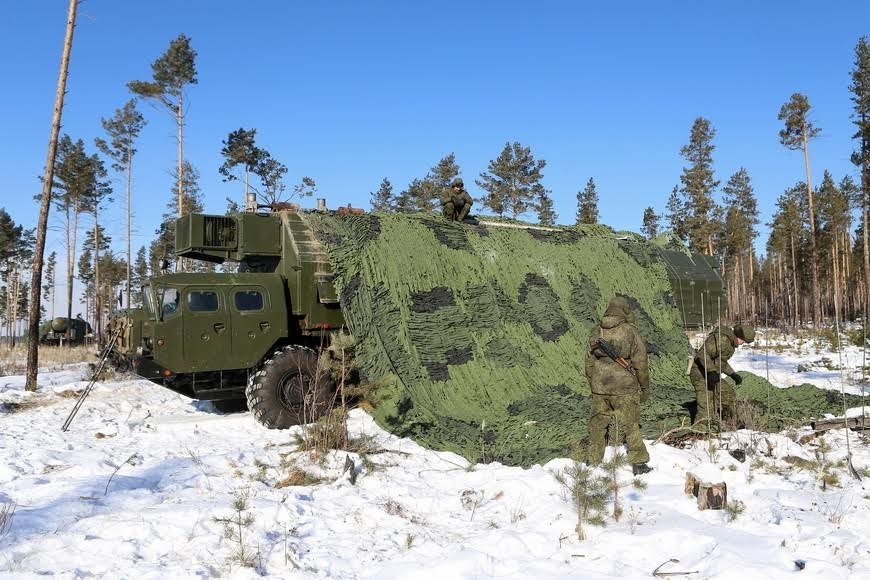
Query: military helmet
451 178 464 188
604 295 631 317
733 323 755 343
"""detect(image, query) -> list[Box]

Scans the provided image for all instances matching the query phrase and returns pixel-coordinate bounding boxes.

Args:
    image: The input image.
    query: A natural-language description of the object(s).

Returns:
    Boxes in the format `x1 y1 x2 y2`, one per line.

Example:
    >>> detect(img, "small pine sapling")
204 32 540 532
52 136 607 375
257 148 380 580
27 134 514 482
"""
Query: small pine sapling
813 438 840 490
213 490 257 568
553 461 608 540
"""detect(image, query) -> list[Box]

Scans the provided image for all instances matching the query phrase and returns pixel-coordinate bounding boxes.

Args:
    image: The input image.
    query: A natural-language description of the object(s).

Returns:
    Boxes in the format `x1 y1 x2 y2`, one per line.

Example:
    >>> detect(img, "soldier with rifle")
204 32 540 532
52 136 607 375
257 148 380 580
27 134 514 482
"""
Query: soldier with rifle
690 323 755 431
585 295 653 475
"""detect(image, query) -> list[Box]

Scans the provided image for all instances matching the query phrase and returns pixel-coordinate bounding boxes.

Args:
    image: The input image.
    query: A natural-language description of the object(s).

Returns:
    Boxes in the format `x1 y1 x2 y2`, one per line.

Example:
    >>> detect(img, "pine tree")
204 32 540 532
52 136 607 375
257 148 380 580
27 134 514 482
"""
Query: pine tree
95 98 146 309
536 190 557 226
767 184 807 324
429 153 460 190
43 251 57 320
396 155 461 213
721 168 759 319
370 178 395 211
219 127 266 206
27 0 78 390
779 93 822 325
150 160 204 273
476 142 547 219
665 185 686 241
576 178 599 225
132 246 149 306
129 33 198 223
641 207 659 239
850 37 870 314
817 171 852 321
50 135 104 341
679 118 720 255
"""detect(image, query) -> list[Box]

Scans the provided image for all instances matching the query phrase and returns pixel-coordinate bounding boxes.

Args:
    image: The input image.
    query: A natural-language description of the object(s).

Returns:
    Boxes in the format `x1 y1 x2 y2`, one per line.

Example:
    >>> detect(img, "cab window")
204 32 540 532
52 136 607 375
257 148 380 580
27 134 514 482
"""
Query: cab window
188 290 219 312
235 290 264 311
159 286 181 318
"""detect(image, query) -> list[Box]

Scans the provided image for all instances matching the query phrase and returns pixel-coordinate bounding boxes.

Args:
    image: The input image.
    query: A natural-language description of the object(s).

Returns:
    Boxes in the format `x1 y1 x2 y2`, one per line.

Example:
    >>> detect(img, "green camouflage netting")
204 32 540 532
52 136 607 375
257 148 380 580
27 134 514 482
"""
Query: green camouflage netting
301 212 858 466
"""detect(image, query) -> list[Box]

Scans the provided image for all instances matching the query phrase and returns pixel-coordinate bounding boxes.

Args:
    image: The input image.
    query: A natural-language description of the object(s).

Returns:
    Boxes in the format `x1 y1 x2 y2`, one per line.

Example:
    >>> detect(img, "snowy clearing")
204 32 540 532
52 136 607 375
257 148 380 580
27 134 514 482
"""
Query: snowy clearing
1 334 869 579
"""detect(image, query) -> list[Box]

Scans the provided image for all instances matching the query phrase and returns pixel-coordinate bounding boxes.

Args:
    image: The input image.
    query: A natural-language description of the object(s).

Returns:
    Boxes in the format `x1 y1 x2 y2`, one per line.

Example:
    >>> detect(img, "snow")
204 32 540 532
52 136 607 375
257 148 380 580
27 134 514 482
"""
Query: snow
1 335 869 579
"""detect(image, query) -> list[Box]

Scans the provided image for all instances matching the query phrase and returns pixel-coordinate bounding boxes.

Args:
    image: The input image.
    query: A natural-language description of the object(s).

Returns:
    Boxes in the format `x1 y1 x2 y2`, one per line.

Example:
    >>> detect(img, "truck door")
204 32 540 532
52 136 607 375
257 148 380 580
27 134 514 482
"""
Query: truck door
229 285 275 369
182 287 232 371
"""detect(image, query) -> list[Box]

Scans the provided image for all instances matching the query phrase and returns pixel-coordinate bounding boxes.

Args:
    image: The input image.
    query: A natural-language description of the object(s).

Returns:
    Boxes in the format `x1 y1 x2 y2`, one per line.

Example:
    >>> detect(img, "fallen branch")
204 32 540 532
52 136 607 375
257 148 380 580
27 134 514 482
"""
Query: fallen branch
653 558 699 577
653 419 714 445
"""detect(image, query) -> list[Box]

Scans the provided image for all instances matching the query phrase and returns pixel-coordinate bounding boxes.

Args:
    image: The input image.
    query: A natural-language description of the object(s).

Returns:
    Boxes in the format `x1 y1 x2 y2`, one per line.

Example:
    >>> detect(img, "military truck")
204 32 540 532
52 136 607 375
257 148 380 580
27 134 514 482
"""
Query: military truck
39 316 93 345
107 210 344 428
107 207 724 435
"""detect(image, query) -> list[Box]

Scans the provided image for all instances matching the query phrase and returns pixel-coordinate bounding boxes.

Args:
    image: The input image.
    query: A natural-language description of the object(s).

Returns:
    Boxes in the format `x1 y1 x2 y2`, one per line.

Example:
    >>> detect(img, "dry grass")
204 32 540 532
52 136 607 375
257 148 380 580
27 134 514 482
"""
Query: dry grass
0 344 97 375
0 397 51 414
275 468 323 488
0 501 15 536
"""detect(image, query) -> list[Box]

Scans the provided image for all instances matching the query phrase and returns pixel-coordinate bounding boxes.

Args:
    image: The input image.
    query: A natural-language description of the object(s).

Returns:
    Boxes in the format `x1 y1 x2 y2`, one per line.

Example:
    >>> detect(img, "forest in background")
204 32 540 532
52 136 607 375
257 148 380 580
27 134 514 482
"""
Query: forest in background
3 30 870 346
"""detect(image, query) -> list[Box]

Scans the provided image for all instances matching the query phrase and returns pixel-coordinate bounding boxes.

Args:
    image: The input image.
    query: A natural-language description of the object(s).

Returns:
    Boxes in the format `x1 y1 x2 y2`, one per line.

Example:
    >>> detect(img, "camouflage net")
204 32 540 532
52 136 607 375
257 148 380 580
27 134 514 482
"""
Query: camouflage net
303 212 858 466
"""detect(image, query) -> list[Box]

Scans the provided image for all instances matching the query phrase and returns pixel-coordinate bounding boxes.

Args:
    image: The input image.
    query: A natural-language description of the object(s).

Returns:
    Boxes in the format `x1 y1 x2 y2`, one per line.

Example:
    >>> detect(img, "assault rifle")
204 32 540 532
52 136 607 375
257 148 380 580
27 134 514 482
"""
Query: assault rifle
590 337 639 382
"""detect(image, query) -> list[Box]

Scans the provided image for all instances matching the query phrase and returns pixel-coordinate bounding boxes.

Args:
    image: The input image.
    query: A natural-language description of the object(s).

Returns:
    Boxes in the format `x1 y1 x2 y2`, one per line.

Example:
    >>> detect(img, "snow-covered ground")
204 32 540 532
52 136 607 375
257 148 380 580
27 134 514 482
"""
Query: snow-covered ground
1 334 869 579
728 328 870 397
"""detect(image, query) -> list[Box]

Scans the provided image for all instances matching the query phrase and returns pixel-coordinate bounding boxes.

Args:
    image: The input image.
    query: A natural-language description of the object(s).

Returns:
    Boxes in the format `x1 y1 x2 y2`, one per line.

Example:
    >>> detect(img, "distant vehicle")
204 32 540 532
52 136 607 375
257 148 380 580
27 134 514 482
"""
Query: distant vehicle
39 316 93 345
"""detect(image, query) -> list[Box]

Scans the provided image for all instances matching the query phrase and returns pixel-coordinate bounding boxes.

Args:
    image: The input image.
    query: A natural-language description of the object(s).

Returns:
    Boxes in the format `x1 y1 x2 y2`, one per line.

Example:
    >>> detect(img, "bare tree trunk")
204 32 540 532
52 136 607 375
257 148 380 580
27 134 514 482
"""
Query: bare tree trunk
790 233 800 326
10 270 19 348
125 148 132 309
67 207 79 342
26 0 78 391
176 91 184 272
748 252 756 321
833 241 841 324
864 188 870 326
802 130 821 326
94 207 101 342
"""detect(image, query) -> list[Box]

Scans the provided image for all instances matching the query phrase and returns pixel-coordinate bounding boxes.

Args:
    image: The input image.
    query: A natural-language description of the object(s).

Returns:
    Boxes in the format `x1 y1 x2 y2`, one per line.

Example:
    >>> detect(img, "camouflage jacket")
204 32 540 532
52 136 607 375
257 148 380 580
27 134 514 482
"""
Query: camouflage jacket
585 311 650 395
693 326 737 376
440 186 471 206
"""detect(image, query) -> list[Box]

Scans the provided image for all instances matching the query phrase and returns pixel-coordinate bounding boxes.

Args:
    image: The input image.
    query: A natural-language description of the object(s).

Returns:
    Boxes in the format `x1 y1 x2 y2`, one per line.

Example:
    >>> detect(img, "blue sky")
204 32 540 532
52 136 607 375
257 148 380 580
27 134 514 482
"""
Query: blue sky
1 1 868 269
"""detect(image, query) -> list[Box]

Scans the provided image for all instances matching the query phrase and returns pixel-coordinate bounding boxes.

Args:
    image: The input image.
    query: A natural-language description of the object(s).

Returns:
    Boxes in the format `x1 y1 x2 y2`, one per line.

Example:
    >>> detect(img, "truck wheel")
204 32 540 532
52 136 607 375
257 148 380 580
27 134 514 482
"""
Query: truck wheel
246 345 335 429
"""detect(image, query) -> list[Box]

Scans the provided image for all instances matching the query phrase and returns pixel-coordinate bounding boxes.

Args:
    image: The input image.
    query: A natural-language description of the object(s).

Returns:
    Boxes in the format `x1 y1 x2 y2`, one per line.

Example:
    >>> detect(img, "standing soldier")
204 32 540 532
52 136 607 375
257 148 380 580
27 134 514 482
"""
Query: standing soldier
689 323 755 430
441 178 473 221
585 296 652 475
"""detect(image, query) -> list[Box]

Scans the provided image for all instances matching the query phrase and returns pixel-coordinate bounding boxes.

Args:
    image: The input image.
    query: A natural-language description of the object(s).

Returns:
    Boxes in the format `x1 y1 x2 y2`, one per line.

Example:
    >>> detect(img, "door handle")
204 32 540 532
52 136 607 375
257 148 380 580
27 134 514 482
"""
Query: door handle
213 322 226 334
259 321 271 332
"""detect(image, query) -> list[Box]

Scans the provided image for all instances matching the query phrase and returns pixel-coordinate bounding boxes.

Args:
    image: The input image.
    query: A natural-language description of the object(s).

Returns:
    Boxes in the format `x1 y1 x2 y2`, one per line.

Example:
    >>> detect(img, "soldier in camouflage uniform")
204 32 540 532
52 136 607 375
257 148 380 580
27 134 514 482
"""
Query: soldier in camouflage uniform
585 296 652 475
689 323 755 430
441 178 473 221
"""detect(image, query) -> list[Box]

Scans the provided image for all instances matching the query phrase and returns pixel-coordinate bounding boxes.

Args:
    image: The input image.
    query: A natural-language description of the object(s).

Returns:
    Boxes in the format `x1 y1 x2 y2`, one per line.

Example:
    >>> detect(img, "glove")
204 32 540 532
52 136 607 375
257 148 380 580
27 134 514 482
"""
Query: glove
729 372 743 385
705 371 719 386
640 388 650 402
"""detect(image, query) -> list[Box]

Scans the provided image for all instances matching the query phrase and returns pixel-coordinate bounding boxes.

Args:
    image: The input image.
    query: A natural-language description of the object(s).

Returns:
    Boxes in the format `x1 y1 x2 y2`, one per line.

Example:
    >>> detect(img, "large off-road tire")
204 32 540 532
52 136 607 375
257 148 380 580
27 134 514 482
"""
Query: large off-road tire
246 345 335 429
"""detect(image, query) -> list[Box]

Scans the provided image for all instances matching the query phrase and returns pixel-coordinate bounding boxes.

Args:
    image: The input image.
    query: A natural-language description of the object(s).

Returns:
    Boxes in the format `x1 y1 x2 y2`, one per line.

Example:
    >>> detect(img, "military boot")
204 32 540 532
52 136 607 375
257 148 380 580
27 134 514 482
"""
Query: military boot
631 463 653 475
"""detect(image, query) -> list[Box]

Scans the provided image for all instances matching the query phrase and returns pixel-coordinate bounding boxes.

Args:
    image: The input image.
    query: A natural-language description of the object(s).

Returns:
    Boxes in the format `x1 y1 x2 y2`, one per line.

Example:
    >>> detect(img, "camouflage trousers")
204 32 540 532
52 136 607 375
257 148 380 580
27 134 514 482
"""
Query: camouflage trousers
586 393 649 465
442 194 473 221
690 370 736 430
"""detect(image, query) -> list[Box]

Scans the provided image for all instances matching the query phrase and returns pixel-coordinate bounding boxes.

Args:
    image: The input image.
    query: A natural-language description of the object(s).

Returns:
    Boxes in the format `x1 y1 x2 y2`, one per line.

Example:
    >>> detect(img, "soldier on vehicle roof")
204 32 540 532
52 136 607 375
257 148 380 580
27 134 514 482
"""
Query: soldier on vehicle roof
690 323 755 431
585 295 653 475
440 178 473 222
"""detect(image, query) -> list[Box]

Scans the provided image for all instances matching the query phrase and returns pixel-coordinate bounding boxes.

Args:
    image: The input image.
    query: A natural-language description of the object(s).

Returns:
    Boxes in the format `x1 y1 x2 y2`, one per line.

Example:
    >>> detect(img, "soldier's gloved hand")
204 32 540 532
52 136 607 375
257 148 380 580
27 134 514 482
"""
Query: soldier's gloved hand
640 388 650 402
705 371 719 385
729 372 743 385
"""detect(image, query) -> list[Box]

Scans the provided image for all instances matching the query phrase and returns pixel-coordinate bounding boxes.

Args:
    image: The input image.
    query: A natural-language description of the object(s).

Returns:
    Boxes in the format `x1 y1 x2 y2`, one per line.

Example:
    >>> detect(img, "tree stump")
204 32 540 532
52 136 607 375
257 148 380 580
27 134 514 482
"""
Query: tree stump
685 472 728 510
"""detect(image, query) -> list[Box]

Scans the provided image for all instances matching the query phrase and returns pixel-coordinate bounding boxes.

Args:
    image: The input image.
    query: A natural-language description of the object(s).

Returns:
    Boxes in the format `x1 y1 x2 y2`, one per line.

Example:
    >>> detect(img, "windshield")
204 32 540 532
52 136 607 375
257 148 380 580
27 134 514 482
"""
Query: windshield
142 285 156 317
157 285 181 319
